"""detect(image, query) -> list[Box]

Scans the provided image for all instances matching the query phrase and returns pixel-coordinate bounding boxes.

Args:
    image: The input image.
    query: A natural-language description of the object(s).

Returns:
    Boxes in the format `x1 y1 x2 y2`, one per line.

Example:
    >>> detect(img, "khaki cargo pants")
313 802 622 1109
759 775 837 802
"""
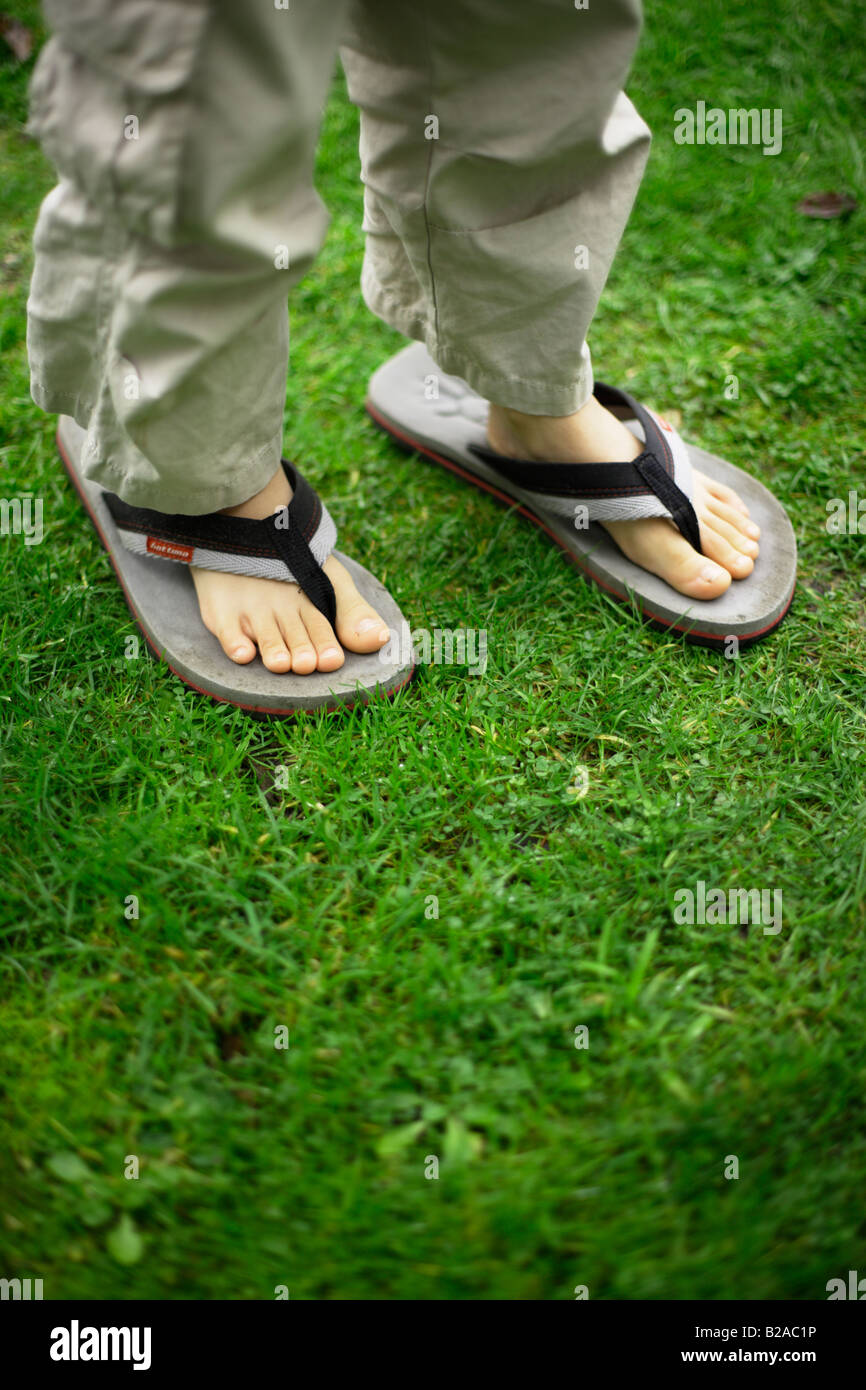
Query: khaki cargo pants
26 0 650 513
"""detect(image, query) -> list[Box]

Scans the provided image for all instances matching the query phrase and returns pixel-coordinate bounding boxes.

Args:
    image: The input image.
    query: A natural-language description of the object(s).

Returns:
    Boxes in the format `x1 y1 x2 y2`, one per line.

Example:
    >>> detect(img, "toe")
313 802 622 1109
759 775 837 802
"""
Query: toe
336 598 392 654
324 558 390 653
700 508 760 558
700 472 750 517
275 607 318 675
215 624 256 665
660 535 733 598
699 522 755 579
299 601 346 672
252 614 292 672
705 494 761 540
605 517 732 598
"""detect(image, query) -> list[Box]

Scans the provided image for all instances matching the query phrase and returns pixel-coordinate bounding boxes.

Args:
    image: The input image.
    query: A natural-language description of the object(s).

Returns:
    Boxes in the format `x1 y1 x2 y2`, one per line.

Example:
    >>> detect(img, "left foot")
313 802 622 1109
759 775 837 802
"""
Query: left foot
190 463 391 673
487 397 760 600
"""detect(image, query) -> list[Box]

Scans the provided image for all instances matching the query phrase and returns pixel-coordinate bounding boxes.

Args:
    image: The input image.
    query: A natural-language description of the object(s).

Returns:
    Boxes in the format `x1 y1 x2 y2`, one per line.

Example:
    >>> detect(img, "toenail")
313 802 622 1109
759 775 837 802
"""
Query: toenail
746 523 760 538
233 644 249 657
357 616 380 632
320 646 341 660
700 564 723 582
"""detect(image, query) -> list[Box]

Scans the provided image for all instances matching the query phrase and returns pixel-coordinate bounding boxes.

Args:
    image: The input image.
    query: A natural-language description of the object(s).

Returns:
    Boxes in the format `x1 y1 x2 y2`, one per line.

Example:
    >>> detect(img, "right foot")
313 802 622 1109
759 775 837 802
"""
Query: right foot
191 465 391 673
487 397 760 599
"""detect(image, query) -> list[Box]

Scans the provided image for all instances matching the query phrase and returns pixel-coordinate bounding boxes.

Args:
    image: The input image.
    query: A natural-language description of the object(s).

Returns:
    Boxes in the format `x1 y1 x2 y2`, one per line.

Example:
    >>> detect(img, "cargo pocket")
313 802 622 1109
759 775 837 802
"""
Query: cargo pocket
28 0 211 247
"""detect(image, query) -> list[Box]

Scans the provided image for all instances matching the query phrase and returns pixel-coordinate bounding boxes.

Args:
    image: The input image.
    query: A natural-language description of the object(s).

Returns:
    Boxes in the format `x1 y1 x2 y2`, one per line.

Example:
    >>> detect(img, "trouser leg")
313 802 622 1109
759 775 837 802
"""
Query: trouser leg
27 0 348 512
341 0 650 415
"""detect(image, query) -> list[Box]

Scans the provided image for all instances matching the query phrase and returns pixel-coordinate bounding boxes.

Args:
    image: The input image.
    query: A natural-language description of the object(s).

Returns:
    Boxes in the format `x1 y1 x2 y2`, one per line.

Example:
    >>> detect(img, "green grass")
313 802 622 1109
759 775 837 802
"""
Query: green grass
1 0 865 1300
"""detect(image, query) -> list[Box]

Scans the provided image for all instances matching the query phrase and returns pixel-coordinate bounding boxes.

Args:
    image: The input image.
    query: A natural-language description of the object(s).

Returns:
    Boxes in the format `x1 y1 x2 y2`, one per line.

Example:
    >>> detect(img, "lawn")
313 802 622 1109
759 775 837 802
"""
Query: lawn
1 0 864 1300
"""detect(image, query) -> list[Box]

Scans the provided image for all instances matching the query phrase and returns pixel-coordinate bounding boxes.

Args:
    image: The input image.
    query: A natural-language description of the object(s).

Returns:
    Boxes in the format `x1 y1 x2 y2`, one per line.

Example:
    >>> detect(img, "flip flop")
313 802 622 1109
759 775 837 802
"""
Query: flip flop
57 416 414 714
366 344 796 649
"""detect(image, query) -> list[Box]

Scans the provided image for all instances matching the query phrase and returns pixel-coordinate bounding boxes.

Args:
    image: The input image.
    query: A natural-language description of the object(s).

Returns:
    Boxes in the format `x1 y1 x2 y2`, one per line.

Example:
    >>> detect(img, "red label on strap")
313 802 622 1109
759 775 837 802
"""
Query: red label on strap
147 536 194 563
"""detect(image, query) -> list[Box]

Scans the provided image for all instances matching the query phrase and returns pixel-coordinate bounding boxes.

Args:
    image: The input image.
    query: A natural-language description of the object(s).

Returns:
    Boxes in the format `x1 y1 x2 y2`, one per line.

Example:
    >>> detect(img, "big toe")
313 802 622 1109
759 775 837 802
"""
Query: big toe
699 521 755 581
605 517 732 599
326 560 391 653
668 549 734 599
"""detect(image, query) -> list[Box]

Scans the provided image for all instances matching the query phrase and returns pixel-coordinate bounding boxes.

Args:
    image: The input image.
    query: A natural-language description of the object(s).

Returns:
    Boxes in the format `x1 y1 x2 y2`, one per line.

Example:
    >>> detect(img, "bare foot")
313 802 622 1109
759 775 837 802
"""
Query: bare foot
190 465 390 673
487 397 760 599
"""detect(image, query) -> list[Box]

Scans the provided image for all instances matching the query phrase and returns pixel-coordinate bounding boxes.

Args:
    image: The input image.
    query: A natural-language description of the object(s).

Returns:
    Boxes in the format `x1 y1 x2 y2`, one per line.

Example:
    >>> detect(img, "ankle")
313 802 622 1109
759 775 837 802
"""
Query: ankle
487 400 595 461
222 463 292 520
487 396 643 466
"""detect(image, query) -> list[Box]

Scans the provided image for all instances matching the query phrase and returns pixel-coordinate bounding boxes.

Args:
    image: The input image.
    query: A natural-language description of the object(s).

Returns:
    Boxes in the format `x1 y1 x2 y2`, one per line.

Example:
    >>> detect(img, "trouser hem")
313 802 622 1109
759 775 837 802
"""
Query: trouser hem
35 377 284 515
362 277 594 416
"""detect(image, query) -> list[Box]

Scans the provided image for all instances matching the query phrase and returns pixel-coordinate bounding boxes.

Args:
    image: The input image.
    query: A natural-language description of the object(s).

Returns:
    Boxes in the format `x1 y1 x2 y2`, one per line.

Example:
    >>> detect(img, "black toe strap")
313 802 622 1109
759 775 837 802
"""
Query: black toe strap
271 483 339 625
103 460 338 623
468 381 702 555
632 455 702 555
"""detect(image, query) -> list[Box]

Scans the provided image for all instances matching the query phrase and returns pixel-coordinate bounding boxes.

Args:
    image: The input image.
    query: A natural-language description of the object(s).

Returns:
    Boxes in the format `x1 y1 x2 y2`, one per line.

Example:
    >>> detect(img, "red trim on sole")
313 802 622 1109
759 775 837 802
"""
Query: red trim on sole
56 430 414 717
365 400 794 649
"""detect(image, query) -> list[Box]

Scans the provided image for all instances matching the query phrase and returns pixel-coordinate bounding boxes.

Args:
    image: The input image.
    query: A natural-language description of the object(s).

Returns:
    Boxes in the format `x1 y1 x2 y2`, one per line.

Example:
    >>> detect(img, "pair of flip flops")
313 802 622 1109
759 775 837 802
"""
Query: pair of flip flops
58 343 796 714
